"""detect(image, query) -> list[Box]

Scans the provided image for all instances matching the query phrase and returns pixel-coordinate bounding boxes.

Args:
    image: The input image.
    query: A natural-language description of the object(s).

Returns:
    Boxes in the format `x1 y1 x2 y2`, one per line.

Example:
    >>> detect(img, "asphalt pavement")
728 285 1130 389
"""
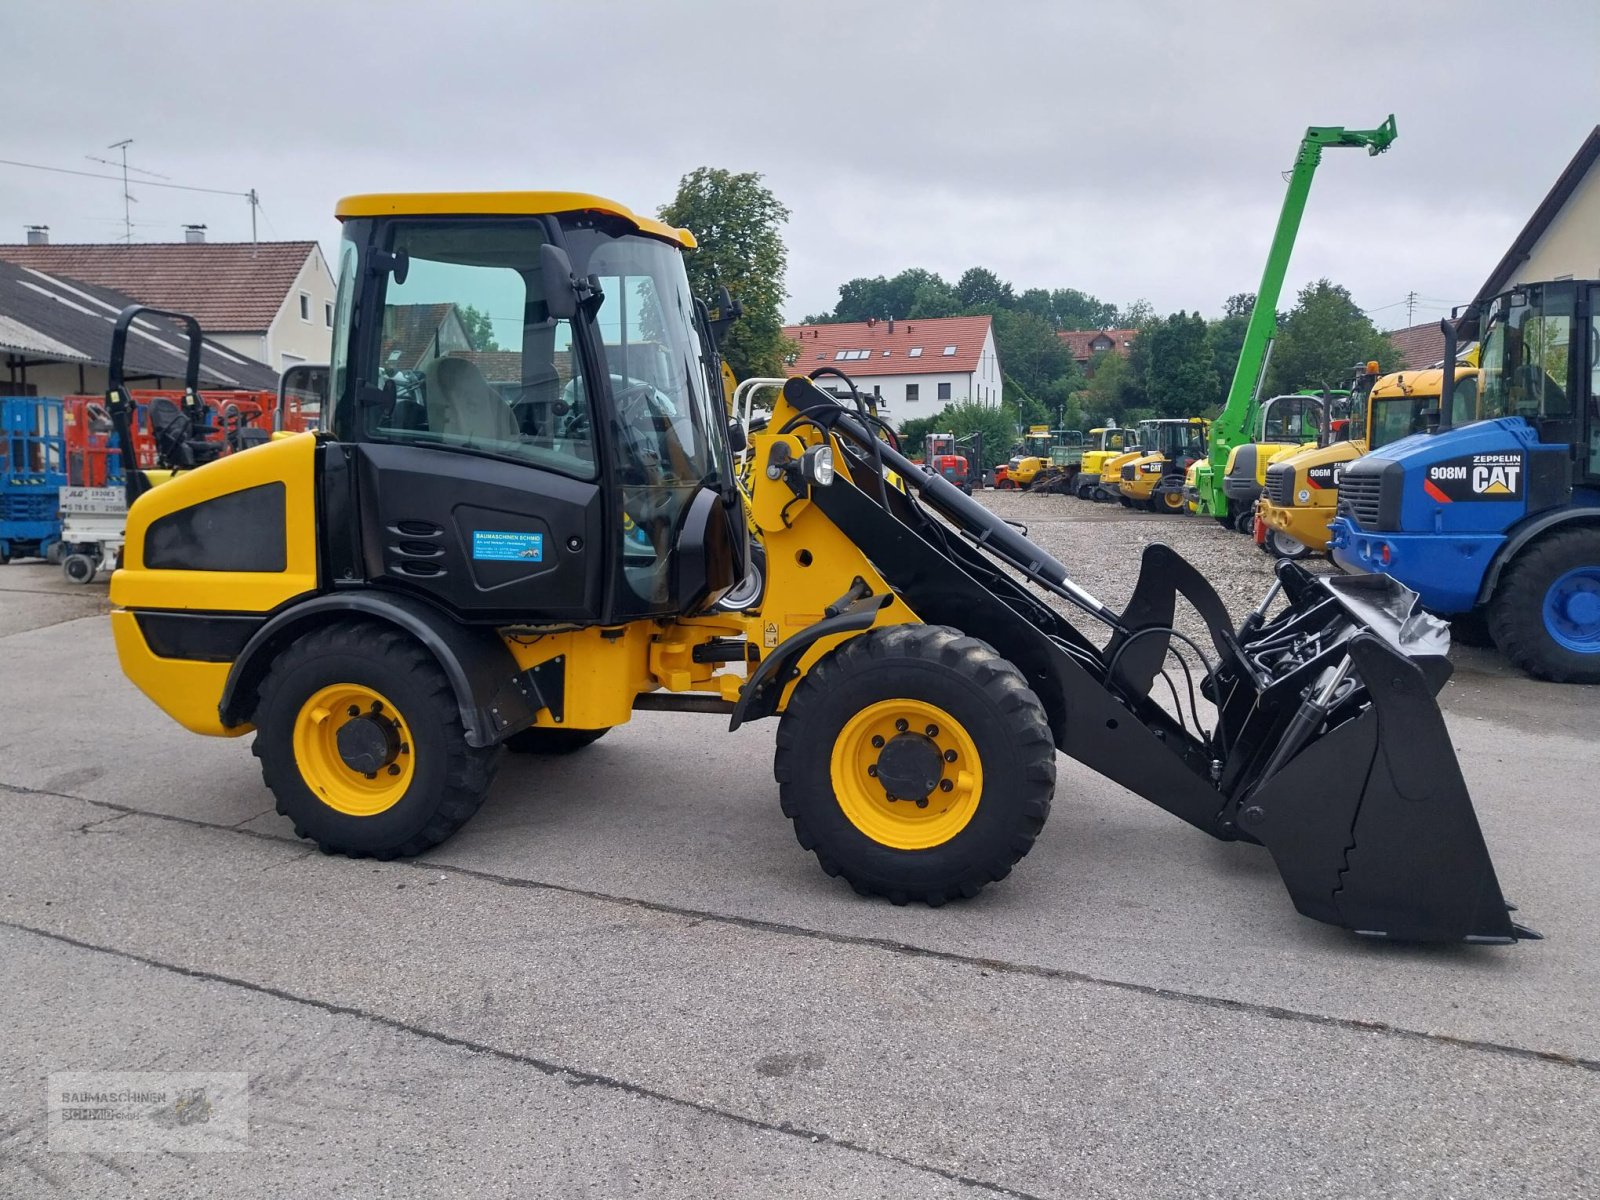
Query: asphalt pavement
1 504 1596 1198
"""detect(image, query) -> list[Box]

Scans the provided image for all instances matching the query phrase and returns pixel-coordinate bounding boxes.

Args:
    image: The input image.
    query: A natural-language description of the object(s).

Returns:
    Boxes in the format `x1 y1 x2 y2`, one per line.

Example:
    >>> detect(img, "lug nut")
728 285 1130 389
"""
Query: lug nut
871 735 885 748
347 705 360 717
867 764 878 777
915 798 929 808
943 749 957 762
364 772 377 781
939 779 953 792
925 724 938 738
894 719 908 732
387 764 401 776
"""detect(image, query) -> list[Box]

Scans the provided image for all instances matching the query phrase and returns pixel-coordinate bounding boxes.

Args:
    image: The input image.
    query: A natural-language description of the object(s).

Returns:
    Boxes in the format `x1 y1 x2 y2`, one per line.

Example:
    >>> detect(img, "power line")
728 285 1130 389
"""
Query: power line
0 155 252 197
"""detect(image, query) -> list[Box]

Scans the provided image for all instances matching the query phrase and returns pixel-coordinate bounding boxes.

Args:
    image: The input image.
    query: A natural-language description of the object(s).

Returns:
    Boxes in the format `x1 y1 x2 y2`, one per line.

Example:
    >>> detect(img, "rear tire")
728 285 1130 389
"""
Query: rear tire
253 621 498 857
1232 508 1256 536
773 625 1055 905
1486 528 1600 683
503 726 610 755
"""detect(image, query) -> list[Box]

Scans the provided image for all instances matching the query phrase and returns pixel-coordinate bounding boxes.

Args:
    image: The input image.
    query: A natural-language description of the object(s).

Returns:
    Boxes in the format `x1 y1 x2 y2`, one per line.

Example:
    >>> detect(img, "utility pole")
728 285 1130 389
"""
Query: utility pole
248 189 259 249
1405 290 1418 326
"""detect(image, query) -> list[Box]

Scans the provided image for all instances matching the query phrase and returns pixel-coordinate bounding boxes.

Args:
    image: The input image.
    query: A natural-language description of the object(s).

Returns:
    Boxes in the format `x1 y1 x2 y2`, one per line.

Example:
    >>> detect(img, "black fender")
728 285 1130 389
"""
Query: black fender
218 590 541 747
1473 506 1600 606
728 592 889 731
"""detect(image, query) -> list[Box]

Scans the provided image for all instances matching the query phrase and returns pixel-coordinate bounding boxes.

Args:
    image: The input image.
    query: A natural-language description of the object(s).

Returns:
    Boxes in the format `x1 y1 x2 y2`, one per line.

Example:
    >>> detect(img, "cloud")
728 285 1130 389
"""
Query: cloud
3 0 1595 330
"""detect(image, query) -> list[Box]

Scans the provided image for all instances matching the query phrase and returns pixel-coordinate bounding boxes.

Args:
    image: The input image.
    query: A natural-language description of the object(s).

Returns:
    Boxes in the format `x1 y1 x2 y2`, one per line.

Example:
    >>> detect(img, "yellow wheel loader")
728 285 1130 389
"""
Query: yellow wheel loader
1116 418 1209 512
105 191 1534 943
1071 427 1136 499
1256 363 1480 560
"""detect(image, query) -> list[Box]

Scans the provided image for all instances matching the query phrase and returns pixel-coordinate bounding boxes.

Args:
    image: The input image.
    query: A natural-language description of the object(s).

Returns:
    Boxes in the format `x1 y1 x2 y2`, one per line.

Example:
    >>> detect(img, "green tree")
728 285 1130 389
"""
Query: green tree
458 304 500 351
1083 350 1142 419
658 167 792 379
1118 299 1156 326
956 267 1015 311
1138 311 1219 417
991 308 1074 399
1051 288 1120 331
942 400 1018 470
1265 280 1398 395
907 276 960 319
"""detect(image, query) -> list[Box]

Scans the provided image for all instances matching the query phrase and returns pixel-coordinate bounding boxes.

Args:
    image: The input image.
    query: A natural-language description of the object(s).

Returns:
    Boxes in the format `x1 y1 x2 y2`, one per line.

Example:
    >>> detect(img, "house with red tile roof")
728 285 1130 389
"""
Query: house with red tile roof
1383 321 1448 371
1057 328 1136 374
782 315 1000 429
0 234 334 372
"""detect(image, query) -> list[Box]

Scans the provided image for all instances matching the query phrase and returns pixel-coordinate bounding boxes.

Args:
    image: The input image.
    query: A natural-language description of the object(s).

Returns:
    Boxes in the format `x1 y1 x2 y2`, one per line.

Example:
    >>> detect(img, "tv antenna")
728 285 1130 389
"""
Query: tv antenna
85 139 169 243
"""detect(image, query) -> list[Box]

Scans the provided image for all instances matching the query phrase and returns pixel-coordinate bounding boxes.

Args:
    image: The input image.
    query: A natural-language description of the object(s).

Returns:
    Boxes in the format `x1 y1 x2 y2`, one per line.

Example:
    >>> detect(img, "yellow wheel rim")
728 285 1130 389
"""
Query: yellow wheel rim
830 699 983 850
1163 491 1185 510
291 684 415 817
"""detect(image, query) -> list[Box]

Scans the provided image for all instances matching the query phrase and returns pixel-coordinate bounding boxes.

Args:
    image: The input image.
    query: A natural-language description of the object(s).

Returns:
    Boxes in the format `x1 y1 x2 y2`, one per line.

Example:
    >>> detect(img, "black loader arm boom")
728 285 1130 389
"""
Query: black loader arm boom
777 375 1533 945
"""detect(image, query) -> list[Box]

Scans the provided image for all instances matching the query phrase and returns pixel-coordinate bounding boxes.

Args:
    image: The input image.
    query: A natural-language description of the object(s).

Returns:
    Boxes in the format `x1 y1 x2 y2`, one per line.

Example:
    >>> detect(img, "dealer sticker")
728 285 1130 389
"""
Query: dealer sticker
1423 453 1524 503
472 530 544 562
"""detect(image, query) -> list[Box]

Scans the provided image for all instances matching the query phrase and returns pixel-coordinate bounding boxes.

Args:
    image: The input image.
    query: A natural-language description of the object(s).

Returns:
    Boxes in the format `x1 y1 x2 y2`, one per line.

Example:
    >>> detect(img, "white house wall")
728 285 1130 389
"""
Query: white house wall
1514 157 1600 285
265 246 338 370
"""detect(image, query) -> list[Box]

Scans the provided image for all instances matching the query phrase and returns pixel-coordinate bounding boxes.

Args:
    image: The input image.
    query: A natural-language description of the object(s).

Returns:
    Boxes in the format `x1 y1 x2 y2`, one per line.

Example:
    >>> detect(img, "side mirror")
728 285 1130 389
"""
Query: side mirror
726 418 748 455
540 243 580 321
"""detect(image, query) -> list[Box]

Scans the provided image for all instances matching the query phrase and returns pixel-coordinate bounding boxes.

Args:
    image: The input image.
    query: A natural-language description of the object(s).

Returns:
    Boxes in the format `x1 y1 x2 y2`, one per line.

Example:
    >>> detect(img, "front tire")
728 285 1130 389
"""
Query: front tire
253 621 498 857
773 625 1055 905
1487 528 1600 683
1265 528 1312 560
1232 508 1256 536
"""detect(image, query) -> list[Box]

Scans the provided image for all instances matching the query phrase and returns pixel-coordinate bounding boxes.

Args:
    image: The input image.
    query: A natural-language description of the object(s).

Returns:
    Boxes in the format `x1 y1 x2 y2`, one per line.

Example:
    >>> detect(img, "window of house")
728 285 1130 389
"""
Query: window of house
942 345 957 356
906 383 920 403
908 347 923 357
938 382 952 401
299 291 311 322
882 349 891 356
835 350 849 360
324 301 334 329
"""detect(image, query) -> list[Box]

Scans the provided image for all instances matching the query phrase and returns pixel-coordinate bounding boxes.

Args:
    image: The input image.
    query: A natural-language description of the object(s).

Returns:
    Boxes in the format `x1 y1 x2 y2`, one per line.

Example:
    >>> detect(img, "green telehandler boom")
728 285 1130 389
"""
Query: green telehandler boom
1191 115 1398 521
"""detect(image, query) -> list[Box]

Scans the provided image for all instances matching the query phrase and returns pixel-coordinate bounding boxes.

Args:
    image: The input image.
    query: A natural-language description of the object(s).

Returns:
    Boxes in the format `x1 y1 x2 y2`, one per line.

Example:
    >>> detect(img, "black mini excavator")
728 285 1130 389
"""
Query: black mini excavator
106 191 1534 945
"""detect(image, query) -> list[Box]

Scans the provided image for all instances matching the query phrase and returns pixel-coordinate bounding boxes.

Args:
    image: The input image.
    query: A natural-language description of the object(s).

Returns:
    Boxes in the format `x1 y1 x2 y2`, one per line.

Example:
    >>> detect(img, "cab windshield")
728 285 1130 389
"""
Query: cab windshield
1154 422 1206 461
1479 288 1573 421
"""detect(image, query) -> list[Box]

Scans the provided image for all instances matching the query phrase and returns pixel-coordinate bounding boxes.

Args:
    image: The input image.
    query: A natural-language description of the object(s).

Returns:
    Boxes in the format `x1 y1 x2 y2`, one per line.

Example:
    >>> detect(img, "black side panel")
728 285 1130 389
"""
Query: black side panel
319 443 364 585
1526 446 1571 514
353 443 603 623
136 612 265 662
145 483 287 572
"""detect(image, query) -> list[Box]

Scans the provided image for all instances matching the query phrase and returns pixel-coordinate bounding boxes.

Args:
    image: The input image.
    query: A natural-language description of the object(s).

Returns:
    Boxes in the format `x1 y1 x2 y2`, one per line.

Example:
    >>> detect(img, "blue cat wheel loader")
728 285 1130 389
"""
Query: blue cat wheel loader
1330 279 1600 681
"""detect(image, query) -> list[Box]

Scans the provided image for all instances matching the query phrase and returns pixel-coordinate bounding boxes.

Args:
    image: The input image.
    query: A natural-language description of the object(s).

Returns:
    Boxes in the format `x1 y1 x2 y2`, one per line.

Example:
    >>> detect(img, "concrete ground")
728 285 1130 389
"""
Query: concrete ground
1 502 1596 1199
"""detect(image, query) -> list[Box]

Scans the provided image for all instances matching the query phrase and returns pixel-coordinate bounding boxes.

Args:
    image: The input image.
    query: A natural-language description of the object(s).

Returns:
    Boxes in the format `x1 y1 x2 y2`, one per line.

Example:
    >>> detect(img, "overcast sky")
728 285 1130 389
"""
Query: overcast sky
6 1 1597 332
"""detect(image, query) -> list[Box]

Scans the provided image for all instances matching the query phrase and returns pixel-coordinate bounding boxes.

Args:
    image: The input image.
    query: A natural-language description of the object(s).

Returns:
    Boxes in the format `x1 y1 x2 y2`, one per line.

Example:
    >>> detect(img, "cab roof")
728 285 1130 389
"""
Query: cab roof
334 192 696 249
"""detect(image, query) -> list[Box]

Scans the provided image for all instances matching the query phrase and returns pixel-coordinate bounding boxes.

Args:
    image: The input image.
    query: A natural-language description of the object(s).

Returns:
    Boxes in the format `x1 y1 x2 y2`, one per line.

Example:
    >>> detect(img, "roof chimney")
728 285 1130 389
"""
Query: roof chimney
25 225 49 246
183 224 207 244
887 316 895 334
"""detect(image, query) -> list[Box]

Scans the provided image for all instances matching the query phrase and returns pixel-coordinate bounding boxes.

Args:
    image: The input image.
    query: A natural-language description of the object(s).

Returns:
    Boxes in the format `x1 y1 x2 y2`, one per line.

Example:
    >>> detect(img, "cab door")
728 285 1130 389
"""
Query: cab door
334 218 607 625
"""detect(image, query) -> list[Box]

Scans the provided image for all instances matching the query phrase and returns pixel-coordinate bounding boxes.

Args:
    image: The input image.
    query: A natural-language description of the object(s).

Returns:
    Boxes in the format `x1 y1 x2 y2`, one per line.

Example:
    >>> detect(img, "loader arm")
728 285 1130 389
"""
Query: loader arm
766 375 1531 944
1196 116 1397 519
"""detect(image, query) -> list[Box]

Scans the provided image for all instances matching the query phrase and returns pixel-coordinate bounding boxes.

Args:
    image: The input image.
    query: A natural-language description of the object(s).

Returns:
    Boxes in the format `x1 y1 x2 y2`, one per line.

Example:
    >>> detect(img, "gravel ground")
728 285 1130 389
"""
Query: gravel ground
968 486 1330 649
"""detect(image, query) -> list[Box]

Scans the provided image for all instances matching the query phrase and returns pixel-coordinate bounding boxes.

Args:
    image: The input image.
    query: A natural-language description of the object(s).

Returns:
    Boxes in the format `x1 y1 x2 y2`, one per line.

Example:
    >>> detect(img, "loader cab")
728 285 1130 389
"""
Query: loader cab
330 195 746 625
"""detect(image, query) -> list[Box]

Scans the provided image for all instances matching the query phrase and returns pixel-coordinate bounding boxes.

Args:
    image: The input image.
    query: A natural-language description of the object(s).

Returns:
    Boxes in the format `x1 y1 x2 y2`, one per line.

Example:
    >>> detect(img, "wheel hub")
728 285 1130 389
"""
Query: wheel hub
1543 567 1600 651
336 712 400 774
875 733 944 803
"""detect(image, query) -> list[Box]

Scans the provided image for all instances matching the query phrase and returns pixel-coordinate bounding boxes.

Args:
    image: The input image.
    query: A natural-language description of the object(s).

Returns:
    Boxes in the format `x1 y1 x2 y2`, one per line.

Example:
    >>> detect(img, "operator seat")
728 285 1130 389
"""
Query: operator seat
421 355 517 444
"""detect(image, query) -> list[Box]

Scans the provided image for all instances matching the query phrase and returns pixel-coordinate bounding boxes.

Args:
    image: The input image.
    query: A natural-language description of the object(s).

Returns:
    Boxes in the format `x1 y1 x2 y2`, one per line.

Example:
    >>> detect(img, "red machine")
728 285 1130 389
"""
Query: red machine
62 388 299 487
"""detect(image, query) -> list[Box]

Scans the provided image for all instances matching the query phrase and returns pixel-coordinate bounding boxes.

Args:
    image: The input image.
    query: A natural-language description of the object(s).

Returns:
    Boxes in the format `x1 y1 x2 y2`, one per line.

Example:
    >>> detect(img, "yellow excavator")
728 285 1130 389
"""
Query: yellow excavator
1069 426 1136 499
103 190 1532 943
